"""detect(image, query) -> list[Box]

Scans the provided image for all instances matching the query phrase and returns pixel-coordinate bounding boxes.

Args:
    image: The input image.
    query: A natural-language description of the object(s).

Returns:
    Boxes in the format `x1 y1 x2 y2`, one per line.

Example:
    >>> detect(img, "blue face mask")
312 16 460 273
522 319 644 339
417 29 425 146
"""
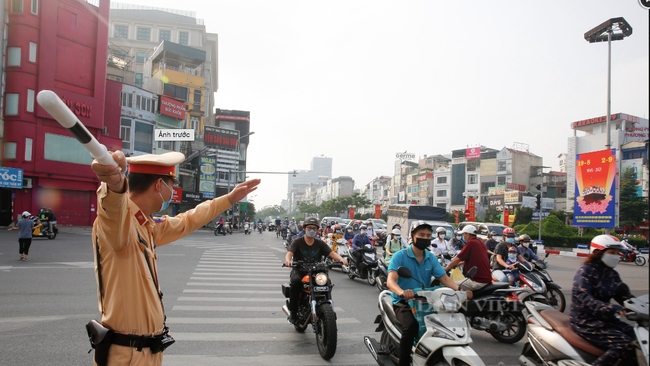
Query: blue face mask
508 253 517 260
506 238 515 244
158 179 173 211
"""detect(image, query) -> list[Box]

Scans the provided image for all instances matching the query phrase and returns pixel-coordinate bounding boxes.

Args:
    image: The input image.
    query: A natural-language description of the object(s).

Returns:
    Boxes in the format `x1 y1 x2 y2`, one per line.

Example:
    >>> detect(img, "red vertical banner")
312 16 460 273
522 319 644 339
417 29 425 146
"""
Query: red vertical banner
467 198 476 222
503 210 510 226
349 208 355 219
375 205 381 219
454 212 459 224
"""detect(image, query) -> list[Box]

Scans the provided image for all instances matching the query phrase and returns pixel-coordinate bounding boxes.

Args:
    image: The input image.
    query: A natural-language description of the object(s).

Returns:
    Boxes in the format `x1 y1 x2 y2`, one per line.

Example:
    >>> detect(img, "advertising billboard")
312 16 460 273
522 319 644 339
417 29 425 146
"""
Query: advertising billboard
466 147 481 159
199 156 216 199
573 149 616 228
0 167 23 189
488 186 506 196
159 96 186 120
204 126 240 149
504 190 519 203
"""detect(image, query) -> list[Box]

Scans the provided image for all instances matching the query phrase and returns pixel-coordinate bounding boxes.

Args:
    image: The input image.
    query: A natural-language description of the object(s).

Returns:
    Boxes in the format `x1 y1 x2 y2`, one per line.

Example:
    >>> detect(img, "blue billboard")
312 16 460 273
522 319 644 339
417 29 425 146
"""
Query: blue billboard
0 167 23 189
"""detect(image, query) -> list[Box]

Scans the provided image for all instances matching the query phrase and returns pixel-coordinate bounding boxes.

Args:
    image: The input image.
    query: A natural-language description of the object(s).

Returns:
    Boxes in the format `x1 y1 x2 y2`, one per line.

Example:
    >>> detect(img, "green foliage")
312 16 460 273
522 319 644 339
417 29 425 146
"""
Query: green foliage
256 205 286 219
513 207 533 226
446 212 458 224
513 224 526 233
297 201 320 215
619 167 649 228
548 210 567 224
484 207 500 223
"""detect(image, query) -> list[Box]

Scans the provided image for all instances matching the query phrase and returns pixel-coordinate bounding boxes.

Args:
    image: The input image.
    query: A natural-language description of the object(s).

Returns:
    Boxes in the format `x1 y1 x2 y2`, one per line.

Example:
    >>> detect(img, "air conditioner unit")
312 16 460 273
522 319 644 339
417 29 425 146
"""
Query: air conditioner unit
101 127 108 135
23 178 32 189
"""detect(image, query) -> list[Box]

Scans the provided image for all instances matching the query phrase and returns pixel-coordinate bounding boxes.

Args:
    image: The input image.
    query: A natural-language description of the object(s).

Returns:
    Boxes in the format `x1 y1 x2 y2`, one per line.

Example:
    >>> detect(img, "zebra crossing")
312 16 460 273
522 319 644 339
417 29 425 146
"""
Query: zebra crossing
163 236 375 365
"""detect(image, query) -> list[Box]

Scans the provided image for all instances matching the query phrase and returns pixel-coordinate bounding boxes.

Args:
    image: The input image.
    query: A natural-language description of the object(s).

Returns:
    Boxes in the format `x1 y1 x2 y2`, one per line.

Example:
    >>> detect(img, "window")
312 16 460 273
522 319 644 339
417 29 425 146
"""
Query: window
121 92 132 107
134 122 153 153
5 93 19 115
136 52 147 63
107 75 123 82
146 98 151 112
29 42 37 62
136 27 151 41
114 25 128 38
497 161 507 171
193 89 202 110
7 47 21 66
179 31 189 45
437 190 447 197
163 84 188 101
136 95 141 110
31 0 38 14
437 176 447 184
497 176 506 185
113 49 127 59
11 0 22 12
159 29 171 42
157 140 175 151
135 73 143 88
467 174 477 184
190 115 200 135
4 142 17 159
27 89 35 112
45 133 93 164
120 118 132 150
25 138 33 161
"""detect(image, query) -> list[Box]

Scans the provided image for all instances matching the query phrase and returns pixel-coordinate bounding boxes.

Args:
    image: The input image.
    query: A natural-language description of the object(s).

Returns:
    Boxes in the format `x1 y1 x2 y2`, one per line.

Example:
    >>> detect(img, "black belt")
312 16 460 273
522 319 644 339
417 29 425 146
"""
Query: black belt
111 333 158 351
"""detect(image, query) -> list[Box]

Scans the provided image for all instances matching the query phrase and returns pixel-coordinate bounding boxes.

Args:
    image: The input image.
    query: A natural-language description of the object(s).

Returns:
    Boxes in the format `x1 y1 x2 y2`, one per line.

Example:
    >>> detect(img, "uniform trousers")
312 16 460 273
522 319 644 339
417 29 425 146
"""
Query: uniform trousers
96 344 163 366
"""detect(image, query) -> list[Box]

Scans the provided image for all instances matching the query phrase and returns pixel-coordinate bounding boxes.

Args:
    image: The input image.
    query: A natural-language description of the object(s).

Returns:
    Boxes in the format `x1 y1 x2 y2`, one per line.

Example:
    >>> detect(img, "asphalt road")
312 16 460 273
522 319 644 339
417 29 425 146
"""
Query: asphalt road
0 228 647 366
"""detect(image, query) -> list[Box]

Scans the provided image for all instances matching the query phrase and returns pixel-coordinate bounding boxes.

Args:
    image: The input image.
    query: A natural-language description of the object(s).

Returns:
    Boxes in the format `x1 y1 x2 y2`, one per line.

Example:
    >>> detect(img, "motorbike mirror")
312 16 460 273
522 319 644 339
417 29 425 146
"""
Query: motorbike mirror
545 252 550 258
397 266 413 279
465 266 478 279
614 283 632 305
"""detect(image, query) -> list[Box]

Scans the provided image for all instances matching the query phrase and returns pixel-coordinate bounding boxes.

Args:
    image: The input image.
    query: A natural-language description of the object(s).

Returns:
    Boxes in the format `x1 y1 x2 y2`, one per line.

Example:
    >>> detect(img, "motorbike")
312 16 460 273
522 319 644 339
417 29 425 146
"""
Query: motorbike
281 226 288 240
493 262 550 307
348 242 379 286
282 260 342 360
258 224 263 234
529 253 566 312
214 222 227 236
31 217 57 240
284 231 298 250
268 223 276 232
519 284 649 366
325 237 350 272
373 256 389 292
244 222 251 235
364 266 486 366
620 249 647 266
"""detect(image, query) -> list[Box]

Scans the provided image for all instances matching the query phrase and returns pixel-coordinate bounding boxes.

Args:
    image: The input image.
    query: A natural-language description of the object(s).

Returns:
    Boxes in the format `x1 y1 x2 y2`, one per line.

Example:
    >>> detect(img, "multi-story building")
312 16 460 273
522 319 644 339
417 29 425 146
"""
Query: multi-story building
117 83 158 156
287 156 332 210
566 113 649 220
391 160 418 204
417 169 434 205
366 176 391 208
542 171 568 212
2 0 122 226
558 153 567 173
620 141 648 199
433 166 451 210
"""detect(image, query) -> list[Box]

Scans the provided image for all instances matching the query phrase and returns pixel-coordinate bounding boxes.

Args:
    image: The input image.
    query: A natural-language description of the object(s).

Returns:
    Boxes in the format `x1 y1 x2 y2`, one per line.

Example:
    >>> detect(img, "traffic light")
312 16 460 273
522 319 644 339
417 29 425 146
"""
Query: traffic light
535 194 541 210
535 184 542 191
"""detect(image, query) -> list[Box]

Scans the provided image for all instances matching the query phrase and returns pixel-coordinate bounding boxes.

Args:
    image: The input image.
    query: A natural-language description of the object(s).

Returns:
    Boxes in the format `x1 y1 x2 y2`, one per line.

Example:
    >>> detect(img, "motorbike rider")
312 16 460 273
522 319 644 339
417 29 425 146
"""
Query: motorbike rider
570 235 636 366
47 208 57 232
516 234 539 261
386 221 473 366
431 227 451 256
216 215 225 234
620 237 634 258
366 220 377 237
386 224 409 248
502 246 521 285
343 225 355 241
284 218 348 324
330 225 344 253
443 225 491 290
484 231 498 261
257 218 263 231
288 219 299 238
384 228 403 265
450 230 464 251
275 217 282 237
351 224 373 265
322 222 334 237
492 227 528 270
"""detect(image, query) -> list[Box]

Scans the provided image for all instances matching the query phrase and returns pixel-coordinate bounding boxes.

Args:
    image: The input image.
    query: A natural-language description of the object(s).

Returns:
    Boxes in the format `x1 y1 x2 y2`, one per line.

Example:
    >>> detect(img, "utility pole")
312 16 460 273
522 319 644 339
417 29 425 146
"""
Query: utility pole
536 184 542 241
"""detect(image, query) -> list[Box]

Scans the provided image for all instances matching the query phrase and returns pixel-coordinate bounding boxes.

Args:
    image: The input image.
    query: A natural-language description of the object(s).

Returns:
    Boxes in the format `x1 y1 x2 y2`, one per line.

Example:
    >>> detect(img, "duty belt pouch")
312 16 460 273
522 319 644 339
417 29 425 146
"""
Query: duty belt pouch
86 319 114 366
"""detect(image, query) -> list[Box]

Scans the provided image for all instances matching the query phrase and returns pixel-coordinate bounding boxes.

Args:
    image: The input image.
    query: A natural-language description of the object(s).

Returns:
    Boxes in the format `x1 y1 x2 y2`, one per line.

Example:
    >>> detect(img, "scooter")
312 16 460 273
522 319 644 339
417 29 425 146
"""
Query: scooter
258 224 263 234
519 284 648 366
364 266 485 366
493 262 549 307
282 260 342 360
529 253 566 312
620 249 647 266
281 226 288 240
374 256 389 292
348 242 379 286
244 222 251 235
214 222 227 236
31 217 57 240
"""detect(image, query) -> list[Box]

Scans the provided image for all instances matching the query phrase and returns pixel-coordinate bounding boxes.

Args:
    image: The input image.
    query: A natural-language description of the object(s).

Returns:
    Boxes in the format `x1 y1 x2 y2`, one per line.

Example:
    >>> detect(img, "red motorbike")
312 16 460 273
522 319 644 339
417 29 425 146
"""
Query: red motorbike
619 249 646 266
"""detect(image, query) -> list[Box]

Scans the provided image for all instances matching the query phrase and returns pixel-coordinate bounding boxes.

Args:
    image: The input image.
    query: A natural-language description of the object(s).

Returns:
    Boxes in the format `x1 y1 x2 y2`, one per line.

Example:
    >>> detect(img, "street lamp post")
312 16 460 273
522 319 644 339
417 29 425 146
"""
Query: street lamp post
228 131 255 227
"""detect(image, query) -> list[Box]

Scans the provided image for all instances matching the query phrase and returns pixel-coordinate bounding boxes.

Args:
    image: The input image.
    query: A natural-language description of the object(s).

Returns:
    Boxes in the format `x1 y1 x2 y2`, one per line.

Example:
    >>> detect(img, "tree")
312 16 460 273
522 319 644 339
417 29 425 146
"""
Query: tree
297 201 320 218
257 205 286 219
619 167 649 229
549 210 567 225
243 202 256 221
484 207 500 223
513 207 533 226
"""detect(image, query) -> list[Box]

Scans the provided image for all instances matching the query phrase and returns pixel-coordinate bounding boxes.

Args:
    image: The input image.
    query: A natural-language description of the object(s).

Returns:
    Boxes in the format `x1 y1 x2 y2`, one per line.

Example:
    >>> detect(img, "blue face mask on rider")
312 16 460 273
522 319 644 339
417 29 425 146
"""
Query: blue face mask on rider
158 179 173 211
506 238 515 244
508 253 517 260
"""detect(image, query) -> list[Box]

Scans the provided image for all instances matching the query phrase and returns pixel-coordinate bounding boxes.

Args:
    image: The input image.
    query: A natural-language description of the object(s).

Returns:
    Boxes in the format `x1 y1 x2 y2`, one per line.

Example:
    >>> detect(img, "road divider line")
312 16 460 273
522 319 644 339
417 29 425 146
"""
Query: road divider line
166 317 360 324
162 353 373 366
189 277 285 282
171 332 364 342
186 282 280 287
182 289 278 294
171 305 345 312
177 296 284 302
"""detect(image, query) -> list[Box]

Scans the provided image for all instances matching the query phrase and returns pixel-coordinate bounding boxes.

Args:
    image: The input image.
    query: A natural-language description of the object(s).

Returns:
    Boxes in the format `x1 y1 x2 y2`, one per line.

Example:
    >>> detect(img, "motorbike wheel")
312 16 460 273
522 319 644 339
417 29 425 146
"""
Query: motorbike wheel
340 261 349 274
635 256 646 266
367 270 377 286
489 312 527 344
47 232 57 240
376 275 387 292
315 304 337 360
347 268 356 279
546 288 567 313
214 229 219 236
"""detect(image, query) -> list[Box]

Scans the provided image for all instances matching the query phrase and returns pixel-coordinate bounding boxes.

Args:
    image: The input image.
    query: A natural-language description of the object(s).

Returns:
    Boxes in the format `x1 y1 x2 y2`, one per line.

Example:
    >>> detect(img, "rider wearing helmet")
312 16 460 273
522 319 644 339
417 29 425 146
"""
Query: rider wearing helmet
517 234 539 261
450 230 464 251
492 227 527 270
343 225 355 241
384 228 403 265
275 216 282 237
443 225 491 290
366 220 377 237
571 235 635 366
619 236 634 258
387 223 409 248
431 227 451 256
351 224 373 265
387 221 473 366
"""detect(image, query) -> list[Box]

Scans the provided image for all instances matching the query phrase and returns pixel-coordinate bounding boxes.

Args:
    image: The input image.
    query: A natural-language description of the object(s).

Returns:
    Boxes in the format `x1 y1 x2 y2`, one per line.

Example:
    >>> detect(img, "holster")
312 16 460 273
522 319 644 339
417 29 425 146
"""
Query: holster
86 319 114 366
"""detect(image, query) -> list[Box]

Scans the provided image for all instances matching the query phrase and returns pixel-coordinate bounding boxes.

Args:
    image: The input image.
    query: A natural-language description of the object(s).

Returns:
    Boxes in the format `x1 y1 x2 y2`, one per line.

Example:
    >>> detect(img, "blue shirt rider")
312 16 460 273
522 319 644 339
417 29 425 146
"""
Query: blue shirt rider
516 234 539 261
343 226 355 241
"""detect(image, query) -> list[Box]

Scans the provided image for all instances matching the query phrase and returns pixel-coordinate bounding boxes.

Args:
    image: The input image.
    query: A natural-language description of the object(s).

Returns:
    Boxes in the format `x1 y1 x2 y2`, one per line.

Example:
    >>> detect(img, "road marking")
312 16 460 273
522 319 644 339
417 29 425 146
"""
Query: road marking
172 305 344 312
192 274 286 280
178 296 284 302
198 262 280 268
195 265 287 272
166 317 360 324
201 256 278 262
190 277 285 282
173 332 366 342
186 282 281 287
162 354 374 366
183 289 279 294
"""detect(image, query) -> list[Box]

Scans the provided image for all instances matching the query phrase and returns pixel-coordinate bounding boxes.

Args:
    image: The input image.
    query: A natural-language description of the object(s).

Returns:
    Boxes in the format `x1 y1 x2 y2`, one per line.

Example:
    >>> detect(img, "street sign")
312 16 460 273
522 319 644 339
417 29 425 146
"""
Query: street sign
532 210 550 222
0 167 23 189
464 209 470 218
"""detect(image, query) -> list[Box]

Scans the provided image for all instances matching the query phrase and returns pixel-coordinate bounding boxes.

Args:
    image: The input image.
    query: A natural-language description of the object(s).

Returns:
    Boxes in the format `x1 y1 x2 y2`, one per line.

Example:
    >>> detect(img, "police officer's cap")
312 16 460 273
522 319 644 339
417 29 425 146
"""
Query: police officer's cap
127 152 184 184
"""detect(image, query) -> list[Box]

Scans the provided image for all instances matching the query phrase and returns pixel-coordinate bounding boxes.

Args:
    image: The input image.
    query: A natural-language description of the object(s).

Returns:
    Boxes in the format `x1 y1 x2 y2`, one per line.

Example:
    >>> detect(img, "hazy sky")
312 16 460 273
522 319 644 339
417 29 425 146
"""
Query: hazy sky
122 0 649 209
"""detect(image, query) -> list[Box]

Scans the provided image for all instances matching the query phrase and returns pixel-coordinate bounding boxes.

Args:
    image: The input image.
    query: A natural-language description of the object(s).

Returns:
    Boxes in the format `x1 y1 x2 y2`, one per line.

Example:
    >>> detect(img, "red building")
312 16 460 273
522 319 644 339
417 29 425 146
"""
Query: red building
2 0 121 226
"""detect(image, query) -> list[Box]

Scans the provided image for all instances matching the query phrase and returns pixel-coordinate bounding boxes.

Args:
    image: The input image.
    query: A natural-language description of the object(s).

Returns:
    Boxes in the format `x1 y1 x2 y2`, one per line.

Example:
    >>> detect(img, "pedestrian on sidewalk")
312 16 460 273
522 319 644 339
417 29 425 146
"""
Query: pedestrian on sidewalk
7 211 34 261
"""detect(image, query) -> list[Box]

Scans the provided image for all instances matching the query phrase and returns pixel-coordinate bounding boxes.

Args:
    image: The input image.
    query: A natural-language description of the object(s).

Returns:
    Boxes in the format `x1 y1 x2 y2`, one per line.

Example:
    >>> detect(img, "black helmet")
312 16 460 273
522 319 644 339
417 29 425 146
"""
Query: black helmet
410 220 433 236
302 217 320 228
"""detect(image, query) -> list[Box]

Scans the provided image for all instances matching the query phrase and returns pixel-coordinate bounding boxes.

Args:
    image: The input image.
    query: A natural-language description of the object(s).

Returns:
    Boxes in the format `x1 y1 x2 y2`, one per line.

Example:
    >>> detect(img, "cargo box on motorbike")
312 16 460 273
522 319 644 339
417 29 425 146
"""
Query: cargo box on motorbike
281 283 291 298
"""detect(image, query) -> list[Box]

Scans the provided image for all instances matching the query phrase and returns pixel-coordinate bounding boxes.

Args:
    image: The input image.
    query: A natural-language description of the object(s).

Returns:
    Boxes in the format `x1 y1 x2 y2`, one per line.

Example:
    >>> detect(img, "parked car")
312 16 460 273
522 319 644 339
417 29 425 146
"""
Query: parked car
456 222 510 243
321 216 343 227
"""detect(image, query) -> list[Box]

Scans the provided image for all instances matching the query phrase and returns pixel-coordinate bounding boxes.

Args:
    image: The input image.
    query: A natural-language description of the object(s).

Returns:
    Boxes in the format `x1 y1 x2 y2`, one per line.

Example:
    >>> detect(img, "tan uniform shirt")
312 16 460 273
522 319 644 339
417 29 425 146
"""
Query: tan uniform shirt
92 182 230 336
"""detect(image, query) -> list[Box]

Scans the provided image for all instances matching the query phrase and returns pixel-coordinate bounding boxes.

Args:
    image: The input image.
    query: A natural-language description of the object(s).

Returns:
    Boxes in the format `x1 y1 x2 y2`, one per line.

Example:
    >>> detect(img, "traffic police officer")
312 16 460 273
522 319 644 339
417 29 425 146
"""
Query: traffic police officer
90 151 259 366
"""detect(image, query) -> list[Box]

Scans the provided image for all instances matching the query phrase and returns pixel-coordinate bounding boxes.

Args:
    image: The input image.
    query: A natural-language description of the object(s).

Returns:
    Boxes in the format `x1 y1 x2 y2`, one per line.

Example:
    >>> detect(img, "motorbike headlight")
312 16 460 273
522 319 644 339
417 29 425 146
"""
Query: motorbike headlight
315 272 328 286
430 328 454 340
440 293 461 312
523 277 543 293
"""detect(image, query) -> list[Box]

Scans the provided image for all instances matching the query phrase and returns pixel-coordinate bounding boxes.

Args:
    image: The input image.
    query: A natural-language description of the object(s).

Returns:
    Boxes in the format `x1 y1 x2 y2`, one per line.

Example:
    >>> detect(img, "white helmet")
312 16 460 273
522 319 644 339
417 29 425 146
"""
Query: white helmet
22 211 31 217
435 227 447 233
461 225 477 235
392 228 401 235
590 235 626 254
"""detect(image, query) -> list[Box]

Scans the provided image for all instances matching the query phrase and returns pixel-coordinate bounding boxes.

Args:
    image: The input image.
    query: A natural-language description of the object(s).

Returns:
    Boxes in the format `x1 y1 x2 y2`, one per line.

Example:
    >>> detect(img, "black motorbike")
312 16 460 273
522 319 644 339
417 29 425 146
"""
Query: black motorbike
282 260 341 360
281 226 288 240
347 242 379 286
284 231 298 250
32 217 57 239
373 256 389 292
214 222 227 236
258 224 263 234
529 252 566 312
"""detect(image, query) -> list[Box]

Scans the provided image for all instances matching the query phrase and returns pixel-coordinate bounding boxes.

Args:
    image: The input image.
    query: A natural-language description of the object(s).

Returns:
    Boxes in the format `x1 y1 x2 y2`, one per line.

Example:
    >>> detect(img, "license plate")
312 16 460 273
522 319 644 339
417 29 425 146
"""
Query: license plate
313 286 329 292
